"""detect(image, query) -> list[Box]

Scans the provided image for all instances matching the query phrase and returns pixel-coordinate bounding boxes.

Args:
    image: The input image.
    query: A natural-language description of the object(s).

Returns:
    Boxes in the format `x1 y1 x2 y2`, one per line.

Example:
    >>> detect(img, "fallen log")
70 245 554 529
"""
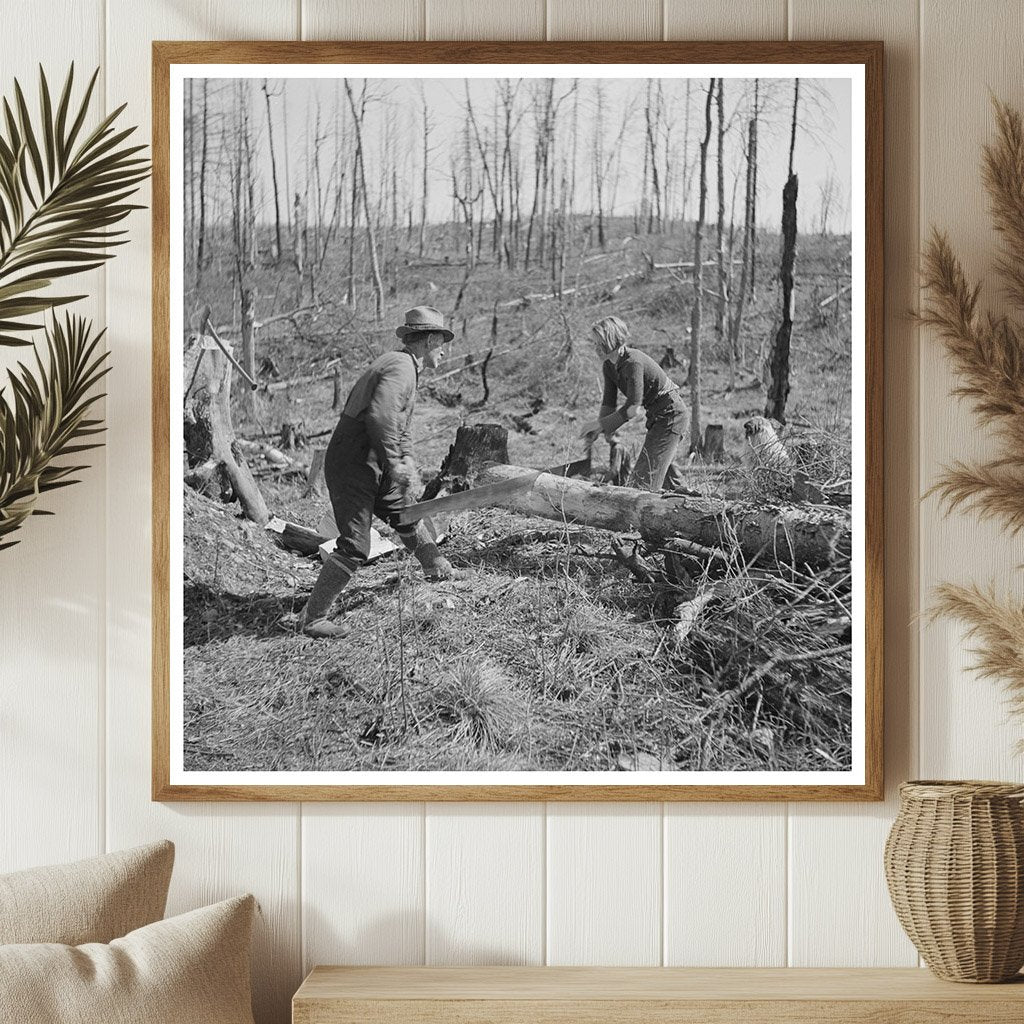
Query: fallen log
473 464 851 569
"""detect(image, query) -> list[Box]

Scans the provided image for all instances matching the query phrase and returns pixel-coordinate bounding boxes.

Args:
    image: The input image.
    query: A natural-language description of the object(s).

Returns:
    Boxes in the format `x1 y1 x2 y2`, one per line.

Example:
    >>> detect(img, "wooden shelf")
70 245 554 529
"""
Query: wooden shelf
293 966 1024 1023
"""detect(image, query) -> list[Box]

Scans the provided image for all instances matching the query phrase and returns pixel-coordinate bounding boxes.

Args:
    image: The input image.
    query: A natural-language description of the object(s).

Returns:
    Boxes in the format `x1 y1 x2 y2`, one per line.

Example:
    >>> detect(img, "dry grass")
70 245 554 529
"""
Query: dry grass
183 492 852 773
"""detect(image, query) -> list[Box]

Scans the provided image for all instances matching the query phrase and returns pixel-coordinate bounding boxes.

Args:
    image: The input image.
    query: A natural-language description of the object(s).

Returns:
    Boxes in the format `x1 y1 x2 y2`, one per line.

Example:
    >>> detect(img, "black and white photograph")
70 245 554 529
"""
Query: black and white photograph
162 52 877 795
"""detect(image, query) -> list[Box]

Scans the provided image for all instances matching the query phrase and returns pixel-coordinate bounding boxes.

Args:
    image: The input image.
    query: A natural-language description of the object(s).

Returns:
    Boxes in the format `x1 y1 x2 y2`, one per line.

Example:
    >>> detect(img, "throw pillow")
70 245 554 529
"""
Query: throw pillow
0 840 174 945
0 894 256 1024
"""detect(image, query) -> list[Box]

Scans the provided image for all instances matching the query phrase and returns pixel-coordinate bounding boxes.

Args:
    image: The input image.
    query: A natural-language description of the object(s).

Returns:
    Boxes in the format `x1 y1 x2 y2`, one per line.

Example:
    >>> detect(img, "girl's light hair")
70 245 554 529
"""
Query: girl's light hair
590 315 630 355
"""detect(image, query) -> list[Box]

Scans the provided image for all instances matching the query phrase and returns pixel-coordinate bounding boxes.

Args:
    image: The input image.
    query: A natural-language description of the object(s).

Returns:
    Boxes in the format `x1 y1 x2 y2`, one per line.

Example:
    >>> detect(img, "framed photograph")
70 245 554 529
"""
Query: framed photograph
153 41 882 801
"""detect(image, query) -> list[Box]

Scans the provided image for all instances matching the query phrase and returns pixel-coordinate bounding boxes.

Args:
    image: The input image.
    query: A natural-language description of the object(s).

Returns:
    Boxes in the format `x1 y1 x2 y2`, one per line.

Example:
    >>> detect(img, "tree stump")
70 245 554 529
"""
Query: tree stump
609 440 635 486
280 420 305 451
183 335 270 525
422 423 510 500
700 423 725 462
304 448 327 498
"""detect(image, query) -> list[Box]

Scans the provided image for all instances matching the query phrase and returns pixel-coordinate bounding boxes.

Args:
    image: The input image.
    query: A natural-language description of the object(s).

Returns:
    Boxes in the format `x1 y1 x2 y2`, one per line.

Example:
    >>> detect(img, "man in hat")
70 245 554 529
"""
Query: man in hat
301 306 462 639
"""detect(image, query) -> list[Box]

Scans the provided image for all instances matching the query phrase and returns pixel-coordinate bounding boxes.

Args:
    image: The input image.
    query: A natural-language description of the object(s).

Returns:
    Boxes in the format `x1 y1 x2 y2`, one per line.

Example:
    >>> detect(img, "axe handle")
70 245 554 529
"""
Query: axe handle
200 308 259 391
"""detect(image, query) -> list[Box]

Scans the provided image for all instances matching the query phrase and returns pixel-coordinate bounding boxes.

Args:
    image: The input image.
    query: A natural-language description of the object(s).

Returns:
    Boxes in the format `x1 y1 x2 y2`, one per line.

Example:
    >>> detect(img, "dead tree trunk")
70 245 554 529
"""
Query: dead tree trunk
196 79 209 295
475 464 849 570
689 80 716 452
344 79 385 321
716 79 728 349
240 286 256 416
749 79 760 300
729 108 756 372
419 91 430 257
261 80 283 261
183 338 270 525
304 448 328 498
766 78 800 424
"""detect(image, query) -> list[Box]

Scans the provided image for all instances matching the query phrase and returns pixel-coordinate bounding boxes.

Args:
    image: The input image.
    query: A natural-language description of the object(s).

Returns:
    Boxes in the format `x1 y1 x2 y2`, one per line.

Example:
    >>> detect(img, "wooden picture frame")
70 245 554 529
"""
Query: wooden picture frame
153 40 883 801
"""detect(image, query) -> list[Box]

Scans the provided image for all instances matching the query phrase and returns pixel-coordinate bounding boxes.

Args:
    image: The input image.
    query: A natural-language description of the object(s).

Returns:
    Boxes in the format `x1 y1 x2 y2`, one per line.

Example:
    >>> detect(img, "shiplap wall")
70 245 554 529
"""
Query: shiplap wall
3 2 1023 1021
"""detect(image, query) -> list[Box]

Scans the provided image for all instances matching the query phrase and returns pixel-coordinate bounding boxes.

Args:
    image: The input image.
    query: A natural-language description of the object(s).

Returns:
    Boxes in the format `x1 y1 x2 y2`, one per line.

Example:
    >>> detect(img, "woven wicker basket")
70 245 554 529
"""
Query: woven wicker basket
885 780 1024 982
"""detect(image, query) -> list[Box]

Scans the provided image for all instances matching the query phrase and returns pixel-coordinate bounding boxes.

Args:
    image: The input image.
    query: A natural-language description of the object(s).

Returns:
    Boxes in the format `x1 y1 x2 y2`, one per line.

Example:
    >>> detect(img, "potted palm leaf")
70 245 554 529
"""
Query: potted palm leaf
0 66 149 550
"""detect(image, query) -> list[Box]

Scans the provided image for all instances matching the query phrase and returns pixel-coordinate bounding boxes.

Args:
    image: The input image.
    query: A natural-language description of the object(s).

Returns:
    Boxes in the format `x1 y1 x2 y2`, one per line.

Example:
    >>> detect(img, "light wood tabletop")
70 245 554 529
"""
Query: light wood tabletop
293 966 1024 1023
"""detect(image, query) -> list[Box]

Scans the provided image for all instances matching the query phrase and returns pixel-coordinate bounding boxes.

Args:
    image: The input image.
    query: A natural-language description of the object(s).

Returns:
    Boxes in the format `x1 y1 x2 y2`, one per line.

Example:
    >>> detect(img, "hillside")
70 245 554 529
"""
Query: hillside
182 221 854 774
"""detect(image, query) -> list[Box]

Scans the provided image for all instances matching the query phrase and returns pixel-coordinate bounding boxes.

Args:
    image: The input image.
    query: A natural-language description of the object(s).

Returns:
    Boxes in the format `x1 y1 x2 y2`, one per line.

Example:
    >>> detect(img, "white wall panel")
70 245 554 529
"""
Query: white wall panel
547 803 662 965
548 0 661 41
103 5 302 1022
425 803 544 964
426 0 544 41
0 0 106 875
787 0 921 968
303 804 425 969
918 0 1024 781
665 804 786 966
303 0 425 39
664 0 786 40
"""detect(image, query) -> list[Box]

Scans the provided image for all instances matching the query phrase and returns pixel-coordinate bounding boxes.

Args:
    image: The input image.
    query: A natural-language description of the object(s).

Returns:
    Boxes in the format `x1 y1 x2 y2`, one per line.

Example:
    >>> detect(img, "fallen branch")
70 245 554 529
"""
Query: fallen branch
818 283 853 309
262 359 341 393
609 536 656 584
692 643 853 721
426 347 514 386
673 586 721 643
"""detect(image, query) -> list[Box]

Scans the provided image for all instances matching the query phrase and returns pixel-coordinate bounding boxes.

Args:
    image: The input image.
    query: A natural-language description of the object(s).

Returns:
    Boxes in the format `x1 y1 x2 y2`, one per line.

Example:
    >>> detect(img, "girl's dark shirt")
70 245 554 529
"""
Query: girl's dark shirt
601 346 679 413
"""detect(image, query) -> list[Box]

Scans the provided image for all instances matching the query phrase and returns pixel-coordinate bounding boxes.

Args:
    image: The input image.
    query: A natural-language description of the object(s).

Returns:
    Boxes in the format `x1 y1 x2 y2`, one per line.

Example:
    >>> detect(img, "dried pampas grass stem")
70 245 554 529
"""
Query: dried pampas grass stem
921 97 1024 733
932 584 1024 722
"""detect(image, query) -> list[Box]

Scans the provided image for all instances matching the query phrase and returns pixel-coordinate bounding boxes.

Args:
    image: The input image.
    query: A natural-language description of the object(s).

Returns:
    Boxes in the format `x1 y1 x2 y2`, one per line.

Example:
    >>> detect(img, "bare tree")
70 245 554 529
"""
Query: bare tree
680 78 692 224
748 78 760 298
765 78 800 423
344 79 385 320
195 78 210 296
816 170 839 235
261 80 283 261
418 85 431 256
689 80 716 452
643 80 663 233
715 78 728 348
729 84 758 375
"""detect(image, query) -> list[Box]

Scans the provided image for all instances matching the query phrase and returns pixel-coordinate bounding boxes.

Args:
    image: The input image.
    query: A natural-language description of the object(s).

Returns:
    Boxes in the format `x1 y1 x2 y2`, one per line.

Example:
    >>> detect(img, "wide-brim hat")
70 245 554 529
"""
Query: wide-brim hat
395 305 454 343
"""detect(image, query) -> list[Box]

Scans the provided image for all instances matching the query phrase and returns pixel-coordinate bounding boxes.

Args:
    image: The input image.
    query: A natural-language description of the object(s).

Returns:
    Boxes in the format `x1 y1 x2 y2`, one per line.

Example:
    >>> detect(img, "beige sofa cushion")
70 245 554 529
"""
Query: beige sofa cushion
0 840 174 945
0 894 256 1024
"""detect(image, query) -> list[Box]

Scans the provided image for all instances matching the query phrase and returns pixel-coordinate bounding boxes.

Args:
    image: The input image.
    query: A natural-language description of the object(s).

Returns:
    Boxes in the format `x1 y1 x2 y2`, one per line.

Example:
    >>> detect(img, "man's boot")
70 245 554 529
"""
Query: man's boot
400 526 466 582
300 556 353 638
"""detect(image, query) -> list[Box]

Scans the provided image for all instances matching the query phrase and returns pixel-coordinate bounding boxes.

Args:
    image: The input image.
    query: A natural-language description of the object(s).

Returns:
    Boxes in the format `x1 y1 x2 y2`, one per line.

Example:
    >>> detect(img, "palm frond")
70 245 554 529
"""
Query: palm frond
0 313 109 547
0 65 149 347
